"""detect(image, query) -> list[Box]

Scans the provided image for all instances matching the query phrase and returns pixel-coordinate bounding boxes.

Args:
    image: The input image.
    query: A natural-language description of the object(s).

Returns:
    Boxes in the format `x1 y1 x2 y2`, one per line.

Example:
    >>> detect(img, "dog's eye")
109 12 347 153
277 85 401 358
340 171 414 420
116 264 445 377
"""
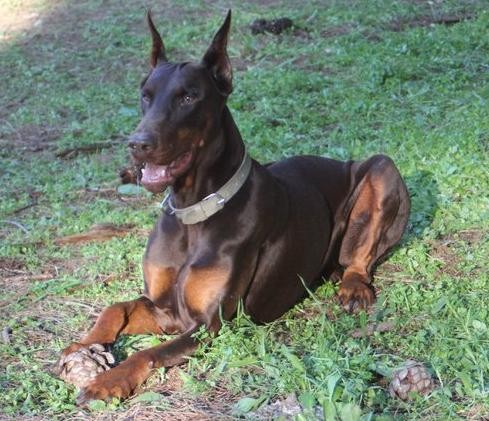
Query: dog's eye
180 93 196 106
141 93 152 104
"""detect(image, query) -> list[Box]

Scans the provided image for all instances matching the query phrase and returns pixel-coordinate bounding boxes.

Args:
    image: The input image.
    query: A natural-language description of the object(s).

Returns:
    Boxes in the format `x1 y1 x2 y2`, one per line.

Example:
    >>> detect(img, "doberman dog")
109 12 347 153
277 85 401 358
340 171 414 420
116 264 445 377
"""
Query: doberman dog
56 11 410 405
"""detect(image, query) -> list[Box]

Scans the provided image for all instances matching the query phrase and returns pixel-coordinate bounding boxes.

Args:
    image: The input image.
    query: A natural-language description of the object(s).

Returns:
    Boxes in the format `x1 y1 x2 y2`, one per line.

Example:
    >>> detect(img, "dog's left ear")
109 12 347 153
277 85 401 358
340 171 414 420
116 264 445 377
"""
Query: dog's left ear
202 10 232 96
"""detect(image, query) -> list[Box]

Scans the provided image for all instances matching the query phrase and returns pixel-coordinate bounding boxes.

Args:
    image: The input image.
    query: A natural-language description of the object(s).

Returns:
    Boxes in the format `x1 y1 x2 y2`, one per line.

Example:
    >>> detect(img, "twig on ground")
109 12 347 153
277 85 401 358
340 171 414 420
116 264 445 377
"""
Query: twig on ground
387 13 475 32
64 300 98 312
5 273 54 282
1 220 29 234
10 202 37 215
54 223 137 245
55 142 112 159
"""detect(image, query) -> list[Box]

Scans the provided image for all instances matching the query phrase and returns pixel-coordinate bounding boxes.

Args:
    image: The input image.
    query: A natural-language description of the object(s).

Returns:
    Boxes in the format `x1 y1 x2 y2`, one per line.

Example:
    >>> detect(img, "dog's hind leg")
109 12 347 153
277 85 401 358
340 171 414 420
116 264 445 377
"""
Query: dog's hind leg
337 155 410 312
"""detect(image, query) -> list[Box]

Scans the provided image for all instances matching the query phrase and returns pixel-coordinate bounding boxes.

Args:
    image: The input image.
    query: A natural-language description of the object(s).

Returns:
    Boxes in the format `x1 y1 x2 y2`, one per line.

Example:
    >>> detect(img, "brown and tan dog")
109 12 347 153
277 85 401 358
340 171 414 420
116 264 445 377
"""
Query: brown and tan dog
56 11 410 405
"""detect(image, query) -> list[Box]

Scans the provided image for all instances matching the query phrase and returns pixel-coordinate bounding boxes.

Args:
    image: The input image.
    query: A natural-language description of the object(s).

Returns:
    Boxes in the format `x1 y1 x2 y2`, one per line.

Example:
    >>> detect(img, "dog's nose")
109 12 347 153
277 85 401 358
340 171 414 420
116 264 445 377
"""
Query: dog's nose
128 132 155 153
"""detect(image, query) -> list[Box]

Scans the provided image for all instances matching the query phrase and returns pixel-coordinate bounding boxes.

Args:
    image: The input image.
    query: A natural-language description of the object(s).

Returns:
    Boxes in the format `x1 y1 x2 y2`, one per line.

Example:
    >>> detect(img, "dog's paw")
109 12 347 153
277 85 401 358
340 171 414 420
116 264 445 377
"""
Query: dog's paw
76 370 131 406
338 273 375 313
76 353 152 406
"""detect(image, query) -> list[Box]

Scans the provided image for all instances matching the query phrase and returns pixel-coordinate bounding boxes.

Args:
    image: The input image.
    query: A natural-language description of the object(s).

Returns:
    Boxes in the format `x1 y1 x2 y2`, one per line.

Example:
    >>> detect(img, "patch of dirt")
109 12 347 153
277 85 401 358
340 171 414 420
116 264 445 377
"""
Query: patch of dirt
351 320 396 338
291 27 312 40
361 30 383 42
0 0 46 43
0 254 90 310
290 54 335 74
429 230 486 277
374 261 410 287
55 142 117 159
377 261 403 274
290 293 340 324
104 379 238 421
320 23 356 38
431 229 487 278
54 223 149 245
0 256 27 278
15 1 112 60
385 13 475 32
238 0 284 5
0 294 103 377
0 272 46 308
46 255 88 277
458 403 489 420
250 17 294 35
0 124 61 152
456 229 485 245
429 236 461 277
158 366 185 393
251 393 324 420
77 187 120 201
317 12 477 42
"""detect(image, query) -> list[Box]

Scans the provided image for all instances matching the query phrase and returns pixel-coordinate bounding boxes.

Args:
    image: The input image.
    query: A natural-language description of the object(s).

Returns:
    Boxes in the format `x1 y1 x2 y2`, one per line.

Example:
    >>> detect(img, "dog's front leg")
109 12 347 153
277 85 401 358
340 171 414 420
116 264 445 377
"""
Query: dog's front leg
75 263 236 405
76 326 200 405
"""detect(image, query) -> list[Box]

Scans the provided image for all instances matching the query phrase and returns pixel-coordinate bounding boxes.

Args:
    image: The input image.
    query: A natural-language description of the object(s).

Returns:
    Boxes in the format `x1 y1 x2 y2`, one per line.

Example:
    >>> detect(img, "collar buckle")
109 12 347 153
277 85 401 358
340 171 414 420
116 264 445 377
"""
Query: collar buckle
202 192 226 207
160 192 174 215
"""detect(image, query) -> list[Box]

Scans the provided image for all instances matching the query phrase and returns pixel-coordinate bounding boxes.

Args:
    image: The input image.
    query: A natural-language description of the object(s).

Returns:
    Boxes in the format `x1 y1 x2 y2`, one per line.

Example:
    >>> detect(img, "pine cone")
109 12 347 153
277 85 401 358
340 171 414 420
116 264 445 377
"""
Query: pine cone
58 344 115 389
389 360 435 400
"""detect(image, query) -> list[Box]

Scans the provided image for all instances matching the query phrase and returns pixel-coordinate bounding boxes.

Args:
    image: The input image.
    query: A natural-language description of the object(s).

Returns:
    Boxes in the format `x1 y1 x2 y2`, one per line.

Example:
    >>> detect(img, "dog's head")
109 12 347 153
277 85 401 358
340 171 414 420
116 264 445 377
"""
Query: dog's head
128 11 233 193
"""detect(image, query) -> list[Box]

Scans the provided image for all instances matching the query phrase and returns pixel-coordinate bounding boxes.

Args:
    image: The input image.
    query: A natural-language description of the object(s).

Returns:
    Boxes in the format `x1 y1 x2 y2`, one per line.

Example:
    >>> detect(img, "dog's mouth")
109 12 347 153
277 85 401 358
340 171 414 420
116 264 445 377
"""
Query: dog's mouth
140 150 194 193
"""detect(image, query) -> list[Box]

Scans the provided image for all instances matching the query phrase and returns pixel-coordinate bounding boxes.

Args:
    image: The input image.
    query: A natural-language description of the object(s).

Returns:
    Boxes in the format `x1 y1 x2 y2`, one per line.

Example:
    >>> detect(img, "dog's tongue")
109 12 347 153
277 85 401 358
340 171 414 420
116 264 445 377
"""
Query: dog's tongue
141 163 171 193
140 152 194 194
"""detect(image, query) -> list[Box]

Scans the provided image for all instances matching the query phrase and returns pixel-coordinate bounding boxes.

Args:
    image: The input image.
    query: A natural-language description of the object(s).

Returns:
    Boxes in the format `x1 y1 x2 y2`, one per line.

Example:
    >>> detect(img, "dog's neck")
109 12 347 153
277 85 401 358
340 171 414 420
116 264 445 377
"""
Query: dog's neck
171 106 246 209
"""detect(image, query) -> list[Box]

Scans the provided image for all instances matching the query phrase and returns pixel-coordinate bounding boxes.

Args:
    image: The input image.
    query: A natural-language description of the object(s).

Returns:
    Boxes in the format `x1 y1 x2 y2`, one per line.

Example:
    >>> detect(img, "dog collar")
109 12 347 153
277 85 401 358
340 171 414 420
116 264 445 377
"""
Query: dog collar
160 150 252 224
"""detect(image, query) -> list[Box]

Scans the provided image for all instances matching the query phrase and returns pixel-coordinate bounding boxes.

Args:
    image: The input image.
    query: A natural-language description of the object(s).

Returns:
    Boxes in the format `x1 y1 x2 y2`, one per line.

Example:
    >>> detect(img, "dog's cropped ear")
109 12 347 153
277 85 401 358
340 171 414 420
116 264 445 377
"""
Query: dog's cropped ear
147 10 167 67
202 10 232 96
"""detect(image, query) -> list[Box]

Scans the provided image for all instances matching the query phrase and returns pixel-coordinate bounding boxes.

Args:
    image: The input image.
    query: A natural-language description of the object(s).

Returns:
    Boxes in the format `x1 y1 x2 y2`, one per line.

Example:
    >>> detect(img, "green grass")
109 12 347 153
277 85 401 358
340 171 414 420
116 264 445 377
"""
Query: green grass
1 0 488 419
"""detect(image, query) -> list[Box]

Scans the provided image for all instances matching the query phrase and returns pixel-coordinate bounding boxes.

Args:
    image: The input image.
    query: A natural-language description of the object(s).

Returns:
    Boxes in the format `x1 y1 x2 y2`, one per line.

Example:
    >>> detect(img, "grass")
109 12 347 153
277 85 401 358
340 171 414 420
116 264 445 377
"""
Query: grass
0 0 488 419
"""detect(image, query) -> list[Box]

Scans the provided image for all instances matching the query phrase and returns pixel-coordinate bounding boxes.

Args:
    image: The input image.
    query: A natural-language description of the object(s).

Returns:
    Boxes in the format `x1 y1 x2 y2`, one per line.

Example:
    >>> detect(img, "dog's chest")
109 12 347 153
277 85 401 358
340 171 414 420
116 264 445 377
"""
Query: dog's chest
142 219 230 331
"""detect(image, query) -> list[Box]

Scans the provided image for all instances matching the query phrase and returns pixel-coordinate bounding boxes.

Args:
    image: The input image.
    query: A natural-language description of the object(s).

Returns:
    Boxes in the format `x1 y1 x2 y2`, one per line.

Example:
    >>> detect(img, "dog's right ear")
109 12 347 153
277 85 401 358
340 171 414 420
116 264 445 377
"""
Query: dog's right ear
147 10 167 67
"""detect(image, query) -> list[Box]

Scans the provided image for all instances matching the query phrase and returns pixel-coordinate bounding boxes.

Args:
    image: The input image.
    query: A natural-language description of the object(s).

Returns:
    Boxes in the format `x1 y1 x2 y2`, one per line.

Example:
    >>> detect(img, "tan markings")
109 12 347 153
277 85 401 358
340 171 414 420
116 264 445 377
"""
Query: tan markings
341 176 384 276
184 267 229 314
184 173 194 188
143 262 176 302
177 128 191 140
122 300 162 335
80 298 162 345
